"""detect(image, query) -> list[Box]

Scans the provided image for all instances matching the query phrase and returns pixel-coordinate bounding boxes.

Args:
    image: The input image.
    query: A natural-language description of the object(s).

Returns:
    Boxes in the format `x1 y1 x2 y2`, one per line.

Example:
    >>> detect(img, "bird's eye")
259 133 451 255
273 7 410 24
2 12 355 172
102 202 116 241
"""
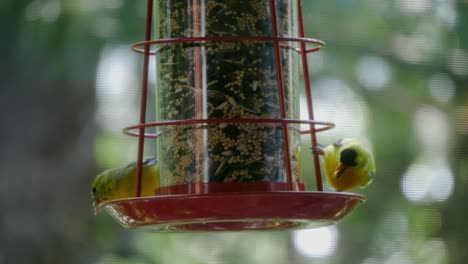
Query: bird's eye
340 148 358 167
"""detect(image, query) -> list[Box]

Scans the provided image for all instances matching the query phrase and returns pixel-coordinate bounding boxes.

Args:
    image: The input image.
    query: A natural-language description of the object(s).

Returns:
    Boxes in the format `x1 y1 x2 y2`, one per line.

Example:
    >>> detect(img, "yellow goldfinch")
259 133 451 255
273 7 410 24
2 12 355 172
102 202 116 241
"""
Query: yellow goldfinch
318 138 375 192
91 158 159 210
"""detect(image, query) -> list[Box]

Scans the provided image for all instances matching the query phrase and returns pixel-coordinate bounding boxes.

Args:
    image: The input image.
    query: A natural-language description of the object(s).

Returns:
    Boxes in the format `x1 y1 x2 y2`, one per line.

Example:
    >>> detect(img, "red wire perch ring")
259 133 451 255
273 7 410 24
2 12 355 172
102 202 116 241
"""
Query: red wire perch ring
130 35 325 56
123 118 335 138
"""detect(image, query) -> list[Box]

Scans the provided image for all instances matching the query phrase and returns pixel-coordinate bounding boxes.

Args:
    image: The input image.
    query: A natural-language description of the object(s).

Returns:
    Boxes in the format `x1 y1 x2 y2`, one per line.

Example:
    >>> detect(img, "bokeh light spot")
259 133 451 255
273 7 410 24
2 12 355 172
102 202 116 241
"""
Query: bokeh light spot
401 157 454 204
40 0 61 22
395 0 430 14
435 0 457 28
417 239 448 264
355 55 392 91
304 78 368 141
413 105 449 152
293 226 339 258
391 32 437 64
428 73 455 104
96 45 138 133
384 251 414 264
25 0 61 22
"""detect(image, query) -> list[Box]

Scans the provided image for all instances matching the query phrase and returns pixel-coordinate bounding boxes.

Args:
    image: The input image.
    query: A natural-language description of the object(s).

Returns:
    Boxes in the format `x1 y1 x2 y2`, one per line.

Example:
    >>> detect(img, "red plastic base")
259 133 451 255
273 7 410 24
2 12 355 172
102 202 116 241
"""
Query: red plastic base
100 190 366 231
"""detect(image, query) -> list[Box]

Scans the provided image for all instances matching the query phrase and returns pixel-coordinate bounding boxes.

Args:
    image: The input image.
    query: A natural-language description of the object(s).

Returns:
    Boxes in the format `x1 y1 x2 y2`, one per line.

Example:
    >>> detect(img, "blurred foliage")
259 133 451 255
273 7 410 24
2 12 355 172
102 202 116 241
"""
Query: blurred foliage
1 0 468 264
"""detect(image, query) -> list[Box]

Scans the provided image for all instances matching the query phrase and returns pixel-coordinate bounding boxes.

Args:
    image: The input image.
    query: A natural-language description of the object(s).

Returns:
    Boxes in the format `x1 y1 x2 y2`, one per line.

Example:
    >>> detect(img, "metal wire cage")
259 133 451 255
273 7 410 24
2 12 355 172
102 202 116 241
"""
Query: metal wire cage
99 0 365 231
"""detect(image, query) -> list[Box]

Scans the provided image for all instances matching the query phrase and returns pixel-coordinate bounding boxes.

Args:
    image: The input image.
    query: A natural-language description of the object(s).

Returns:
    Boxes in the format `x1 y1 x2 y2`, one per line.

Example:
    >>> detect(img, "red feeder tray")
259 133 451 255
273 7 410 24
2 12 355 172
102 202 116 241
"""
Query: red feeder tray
99 189 365 231
100 183 366 232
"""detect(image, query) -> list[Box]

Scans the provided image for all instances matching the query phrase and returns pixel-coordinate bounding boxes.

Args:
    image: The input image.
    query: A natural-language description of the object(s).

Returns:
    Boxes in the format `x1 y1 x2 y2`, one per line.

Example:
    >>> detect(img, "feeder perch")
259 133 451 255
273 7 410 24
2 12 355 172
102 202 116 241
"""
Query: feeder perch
99 0 366 231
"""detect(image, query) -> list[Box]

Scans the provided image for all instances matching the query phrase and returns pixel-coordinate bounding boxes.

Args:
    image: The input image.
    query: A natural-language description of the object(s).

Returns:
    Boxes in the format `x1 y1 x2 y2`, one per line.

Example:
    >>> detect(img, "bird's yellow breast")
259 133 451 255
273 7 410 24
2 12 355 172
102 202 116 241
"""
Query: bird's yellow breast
322 140 375 192
326 166 372 192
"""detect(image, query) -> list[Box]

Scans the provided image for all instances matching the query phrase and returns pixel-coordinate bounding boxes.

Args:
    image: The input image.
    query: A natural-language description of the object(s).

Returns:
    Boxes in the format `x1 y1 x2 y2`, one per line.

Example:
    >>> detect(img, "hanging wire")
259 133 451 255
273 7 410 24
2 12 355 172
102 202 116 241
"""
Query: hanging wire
135 0 153 197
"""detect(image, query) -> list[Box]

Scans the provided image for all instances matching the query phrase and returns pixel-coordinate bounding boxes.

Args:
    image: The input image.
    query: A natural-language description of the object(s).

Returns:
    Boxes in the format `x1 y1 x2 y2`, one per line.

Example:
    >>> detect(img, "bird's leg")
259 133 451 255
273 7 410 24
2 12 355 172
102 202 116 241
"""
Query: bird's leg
312 144 325 155
333 138 344 147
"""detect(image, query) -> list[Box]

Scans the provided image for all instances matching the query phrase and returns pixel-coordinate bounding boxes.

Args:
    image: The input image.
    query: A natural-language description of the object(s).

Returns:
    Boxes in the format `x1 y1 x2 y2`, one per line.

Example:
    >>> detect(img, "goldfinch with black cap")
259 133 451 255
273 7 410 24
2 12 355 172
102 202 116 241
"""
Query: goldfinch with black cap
317 138 375 192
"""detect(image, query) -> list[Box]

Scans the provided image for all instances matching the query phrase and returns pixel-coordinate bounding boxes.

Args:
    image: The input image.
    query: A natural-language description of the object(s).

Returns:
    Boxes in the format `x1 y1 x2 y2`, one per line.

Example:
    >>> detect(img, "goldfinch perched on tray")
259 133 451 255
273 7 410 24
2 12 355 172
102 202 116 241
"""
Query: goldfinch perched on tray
91 157 159 211
316 138 375 192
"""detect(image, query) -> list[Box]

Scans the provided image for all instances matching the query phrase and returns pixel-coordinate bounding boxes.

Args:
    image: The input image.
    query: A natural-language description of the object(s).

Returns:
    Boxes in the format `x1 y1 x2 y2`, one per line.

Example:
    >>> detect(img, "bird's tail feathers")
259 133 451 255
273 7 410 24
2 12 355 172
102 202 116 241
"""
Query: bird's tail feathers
128 157 158 168
142 157 158 166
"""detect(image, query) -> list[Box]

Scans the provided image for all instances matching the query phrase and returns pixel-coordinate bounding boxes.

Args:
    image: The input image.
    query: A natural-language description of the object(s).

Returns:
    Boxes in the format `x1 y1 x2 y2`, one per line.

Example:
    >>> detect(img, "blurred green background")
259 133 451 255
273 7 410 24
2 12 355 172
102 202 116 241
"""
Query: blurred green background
1 0 468 263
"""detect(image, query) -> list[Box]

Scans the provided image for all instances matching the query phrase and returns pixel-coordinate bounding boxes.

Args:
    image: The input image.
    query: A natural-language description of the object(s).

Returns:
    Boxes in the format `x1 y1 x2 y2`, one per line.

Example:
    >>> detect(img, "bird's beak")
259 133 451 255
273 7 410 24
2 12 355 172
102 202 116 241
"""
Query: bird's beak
335 163 346 178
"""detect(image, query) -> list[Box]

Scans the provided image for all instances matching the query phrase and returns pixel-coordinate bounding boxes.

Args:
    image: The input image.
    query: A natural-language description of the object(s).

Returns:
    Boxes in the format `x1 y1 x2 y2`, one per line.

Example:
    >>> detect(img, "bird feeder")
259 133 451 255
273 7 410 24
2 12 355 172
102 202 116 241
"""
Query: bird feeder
100 0 366 231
